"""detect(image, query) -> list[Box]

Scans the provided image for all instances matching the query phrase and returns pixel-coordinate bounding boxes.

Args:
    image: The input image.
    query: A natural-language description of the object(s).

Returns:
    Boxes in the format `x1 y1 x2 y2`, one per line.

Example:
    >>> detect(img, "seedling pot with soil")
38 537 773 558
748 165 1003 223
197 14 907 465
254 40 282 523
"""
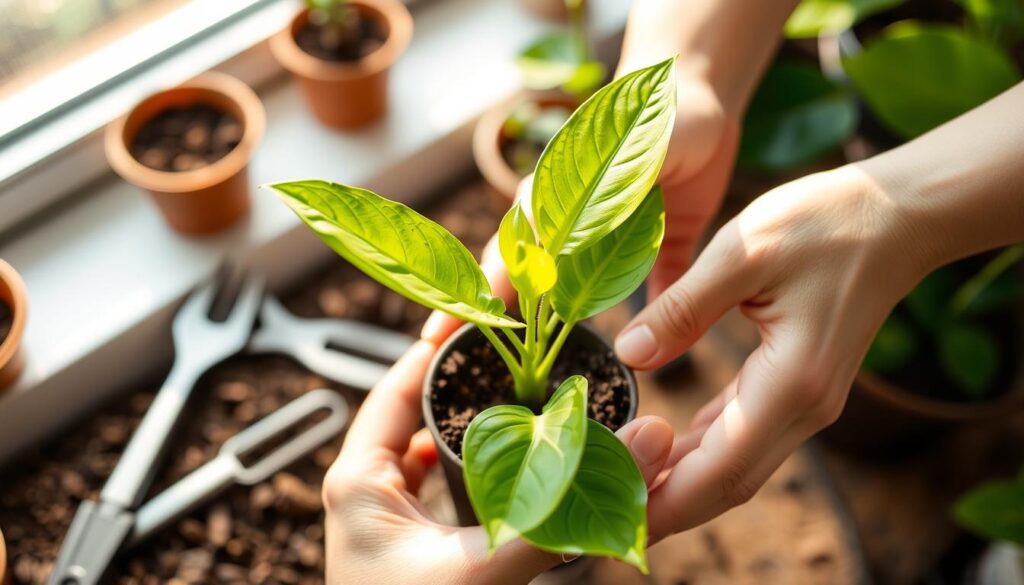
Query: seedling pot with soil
0 259 27 393
270 0 412 129
473 92 578 207
272 58 677 570
423 322 638 525
105 72 265 235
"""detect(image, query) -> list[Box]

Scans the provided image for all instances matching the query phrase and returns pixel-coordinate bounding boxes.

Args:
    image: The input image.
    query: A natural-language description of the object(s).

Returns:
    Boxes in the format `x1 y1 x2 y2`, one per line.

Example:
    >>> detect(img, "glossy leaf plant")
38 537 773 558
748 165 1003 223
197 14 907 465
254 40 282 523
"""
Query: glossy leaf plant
270 57 676 570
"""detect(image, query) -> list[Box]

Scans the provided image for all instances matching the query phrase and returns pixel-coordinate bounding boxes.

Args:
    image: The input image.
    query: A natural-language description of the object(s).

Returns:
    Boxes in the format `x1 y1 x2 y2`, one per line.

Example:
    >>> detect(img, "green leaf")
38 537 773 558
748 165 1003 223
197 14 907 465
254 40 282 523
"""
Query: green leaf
785 0 905 38
863 313 918 375
905 265 958 330
951 245 1024 316
551 187 665 322
516 32 589 92
499 202 536 266
523 420 649 572
738 62 858 171
270 181 520 329
957 0 1024 47
954 479 1024 545
532 58 676 256
463 375 589 552
938 322 1000 399
510 242 558 300
843 23 1021 139
562 61 607 98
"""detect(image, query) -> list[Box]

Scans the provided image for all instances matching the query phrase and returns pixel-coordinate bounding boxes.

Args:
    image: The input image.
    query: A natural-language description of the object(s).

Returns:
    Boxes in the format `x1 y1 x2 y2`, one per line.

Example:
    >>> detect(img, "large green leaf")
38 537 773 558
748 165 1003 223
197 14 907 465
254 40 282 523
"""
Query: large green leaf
463 376 589 551
271 181 520 328
843 23 1021 139
523 419 649 572
532 58 676 256
954 479 1024 545
938 322 1000 399
551 187 665 322
739 62 858 171
517 32 605 97
784 0 904 38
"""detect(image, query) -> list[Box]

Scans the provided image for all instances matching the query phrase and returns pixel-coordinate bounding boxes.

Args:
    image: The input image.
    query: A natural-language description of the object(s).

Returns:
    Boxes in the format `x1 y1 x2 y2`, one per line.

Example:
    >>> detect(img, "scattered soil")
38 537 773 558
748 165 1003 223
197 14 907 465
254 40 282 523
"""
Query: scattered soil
430 328 632 457
130 105 243 172
295 7 386 63
0 299 12 346
0 181 496 585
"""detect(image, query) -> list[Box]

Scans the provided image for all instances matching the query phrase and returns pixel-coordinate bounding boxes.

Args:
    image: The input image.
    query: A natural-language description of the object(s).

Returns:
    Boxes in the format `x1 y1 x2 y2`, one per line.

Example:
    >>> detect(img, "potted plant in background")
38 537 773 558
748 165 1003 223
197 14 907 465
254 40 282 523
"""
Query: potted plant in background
271 58 676 568
0 259 27 393
270 0 413 129
954 466 1024 583
105 72 265 236
474 0 605 205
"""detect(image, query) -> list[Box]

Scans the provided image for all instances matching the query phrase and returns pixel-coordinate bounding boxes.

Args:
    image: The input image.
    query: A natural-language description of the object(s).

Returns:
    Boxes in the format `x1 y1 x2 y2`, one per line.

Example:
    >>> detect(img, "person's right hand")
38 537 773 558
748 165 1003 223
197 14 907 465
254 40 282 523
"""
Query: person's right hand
613 165 937 538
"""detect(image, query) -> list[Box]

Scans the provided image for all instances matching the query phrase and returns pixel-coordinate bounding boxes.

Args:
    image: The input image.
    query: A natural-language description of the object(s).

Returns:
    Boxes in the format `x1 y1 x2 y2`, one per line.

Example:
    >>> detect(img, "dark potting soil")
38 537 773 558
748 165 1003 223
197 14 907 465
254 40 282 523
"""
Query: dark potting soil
0 299 12 346
130 104 243 172
430 331 632 458
295 8 386 63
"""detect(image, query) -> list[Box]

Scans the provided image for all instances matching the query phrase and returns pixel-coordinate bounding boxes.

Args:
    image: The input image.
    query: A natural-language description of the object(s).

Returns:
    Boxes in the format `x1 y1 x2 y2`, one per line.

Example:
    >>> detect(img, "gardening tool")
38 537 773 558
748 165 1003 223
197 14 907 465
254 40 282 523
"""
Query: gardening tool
128 389 348 545
248 295 413 391
47 267 263 585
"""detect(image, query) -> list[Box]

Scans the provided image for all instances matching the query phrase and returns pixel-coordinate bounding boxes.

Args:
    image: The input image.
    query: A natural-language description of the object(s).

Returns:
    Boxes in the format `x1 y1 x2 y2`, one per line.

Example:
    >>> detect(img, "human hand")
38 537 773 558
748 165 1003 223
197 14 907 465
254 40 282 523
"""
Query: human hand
613 165 933 539
323 341 676 584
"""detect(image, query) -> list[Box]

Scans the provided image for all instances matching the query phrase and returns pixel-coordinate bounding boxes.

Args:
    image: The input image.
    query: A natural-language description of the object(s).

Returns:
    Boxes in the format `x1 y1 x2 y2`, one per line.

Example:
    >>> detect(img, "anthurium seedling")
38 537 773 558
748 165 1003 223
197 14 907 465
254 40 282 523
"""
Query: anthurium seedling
270 57 676 570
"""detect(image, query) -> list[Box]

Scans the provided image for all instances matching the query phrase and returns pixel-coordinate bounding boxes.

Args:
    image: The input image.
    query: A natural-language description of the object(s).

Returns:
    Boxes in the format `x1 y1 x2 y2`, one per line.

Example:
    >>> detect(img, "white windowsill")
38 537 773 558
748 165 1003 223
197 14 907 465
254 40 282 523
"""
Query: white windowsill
0 0 629 465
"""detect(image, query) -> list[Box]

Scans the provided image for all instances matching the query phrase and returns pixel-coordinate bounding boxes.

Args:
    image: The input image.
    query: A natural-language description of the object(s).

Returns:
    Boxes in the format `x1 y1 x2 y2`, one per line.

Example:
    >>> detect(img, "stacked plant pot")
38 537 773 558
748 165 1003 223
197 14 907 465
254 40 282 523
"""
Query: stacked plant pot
0 260 27 393
105 73 265 236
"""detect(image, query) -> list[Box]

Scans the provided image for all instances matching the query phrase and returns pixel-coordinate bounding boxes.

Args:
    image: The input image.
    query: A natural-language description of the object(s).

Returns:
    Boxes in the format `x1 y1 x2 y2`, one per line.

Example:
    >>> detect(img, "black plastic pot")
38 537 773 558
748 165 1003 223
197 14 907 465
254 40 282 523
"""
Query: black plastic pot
422 322 639 526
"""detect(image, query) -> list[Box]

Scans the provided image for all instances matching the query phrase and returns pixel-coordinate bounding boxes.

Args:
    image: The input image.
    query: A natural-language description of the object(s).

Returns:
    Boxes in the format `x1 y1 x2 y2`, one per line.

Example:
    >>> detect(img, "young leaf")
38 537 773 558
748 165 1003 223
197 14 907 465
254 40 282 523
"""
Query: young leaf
739 62 858 171
271 180 521 328
517 32 596 92
551 187 665 322
509 242 557 300
462 376 589 551
523 420 649 572
532 58 676 256
784 0 904 38
843 23 1020 139
954 479 1024 545
498 202 536 266
938 322 1000 399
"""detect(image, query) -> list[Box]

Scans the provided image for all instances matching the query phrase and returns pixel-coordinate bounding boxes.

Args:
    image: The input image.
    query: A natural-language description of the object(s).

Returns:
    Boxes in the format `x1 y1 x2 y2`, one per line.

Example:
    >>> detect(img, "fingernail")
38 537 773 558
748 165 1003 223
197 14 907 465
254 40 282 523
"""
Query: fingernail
615 324 657 366
632 420 671 466
420 311 444 341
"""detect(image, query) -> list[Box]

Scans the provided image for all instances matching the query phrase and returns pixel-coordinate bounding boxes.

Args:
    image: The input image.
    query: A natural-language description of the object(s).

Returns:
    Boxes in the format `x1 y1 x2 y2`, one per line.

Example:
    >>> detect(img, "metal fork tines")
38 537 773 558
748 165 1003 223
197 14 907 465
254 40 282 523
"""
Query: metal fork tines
47 265 263 585
248 295 413 391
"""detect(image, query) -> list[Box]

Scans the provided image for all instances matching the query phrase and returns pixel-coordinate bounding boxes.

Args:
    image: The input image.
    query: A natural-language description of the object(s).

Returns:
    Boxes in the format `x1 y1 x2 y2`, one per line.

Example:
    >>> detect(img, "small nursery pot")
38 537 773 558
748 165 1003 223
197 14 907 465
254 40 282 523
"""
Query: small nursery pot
517 0 570 21
422 322 638 526
472 92 578 208
105 72 265 235
0 260 27 392
270 0 413 129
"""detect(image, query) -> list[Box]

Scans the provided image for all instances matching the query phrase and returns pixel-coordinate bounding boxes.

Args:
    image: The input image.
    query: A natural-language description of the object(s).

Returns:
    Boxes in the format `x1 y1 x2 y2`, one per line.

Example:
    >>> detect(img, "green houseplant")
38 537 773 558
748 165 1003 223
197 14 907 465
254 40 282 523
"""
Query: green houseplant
955 467 1024 582
474 0 605 203
272 58 676 569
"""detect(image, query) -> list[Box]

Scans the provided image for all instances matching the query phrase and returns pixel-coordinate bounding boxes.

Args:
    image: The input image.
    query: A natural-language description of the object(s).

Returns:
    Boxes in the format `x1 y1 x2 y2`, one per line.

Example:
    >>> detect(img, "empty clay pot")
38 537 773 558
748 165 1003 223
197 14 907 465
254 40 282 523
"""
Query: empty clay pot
0 259 27 393
271 0 413 129
105 72 265 236
472 92 578 207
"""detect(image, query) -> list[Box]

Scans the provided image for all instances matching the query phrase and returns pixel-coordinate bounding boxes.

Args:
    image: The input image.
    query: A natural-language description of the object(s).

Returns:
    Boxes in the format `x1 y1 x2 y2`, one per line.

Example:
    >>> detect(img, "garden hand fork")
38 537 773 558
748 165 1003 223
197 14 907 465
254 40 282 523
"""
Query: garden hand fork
47 267 263 585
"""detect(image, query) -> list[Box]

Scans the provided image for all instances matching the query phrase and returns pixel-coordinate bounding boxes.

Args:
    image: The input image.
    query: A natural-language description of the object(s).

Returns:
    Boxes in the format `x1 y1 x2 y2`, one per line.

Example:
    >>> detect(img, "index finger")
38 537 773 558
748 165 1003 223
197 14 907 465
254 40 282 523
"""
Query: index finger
339 340 438 460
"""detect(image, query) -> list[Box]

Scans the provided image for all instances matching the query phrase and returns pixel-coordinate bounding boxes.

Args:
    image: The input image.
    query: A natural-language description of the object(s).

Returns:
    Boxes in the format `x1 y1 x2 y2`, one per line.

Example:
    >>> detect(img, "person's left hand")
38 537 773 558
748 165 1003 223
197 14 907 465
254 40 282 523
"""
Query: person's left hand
323 340 676 585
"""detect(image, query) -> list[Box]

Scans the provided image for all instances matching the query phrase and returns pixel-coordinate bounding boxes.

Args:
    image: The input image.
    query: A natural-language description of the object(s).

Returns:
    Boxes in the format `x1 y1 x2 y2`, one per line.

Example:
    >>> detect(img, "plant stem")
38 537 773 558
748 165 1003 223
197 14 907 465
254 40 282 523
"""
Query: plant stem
536 319 576 384
479 325 524 380
501 327 527 357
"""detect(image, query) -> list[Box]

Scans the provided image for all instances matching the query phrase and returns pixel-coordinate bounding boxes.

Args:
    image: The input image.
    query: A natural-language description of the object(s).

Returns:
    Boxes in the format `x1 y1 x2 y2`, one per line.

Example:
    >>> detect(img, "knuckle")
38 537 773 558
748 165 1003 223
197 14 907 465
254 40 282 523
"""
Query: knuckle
656 284 702 342
721 468 761 507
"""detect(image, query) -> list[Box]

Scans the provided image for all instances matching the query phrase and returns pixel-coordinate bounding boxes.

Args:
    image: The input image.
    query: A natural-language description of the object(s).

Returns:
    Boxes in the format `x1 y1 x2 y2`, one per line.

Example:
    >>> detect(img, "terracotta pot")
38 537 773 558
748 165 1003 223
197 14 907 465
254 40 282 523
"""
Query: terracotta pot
517 0 569 21
0 260 27 393
422 322 639 526
105 72 265 236
472 92 578 208
271 0 413 129
821 366 1024 455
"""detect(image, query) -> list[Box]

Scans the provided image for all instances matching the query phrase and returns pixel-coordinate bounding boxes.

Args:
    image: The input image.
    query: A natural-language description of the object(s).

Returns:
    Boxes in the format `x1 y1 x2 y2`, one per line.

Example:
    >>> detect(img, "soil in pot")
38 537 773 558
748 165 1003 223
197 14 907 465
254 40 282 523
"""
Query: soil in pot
430 328 632 458
295 7 386 62
130 105 243 173
0 300 11 347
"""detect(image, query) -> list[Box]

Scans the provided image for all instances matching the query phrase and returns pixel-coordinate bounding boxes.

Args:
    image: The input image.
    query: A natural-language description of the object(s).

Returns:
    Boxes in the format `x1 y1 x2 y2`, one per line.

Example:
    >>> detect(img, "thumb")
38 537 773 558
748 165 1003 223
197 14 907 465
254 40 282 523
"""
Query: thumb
615 224 760 370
